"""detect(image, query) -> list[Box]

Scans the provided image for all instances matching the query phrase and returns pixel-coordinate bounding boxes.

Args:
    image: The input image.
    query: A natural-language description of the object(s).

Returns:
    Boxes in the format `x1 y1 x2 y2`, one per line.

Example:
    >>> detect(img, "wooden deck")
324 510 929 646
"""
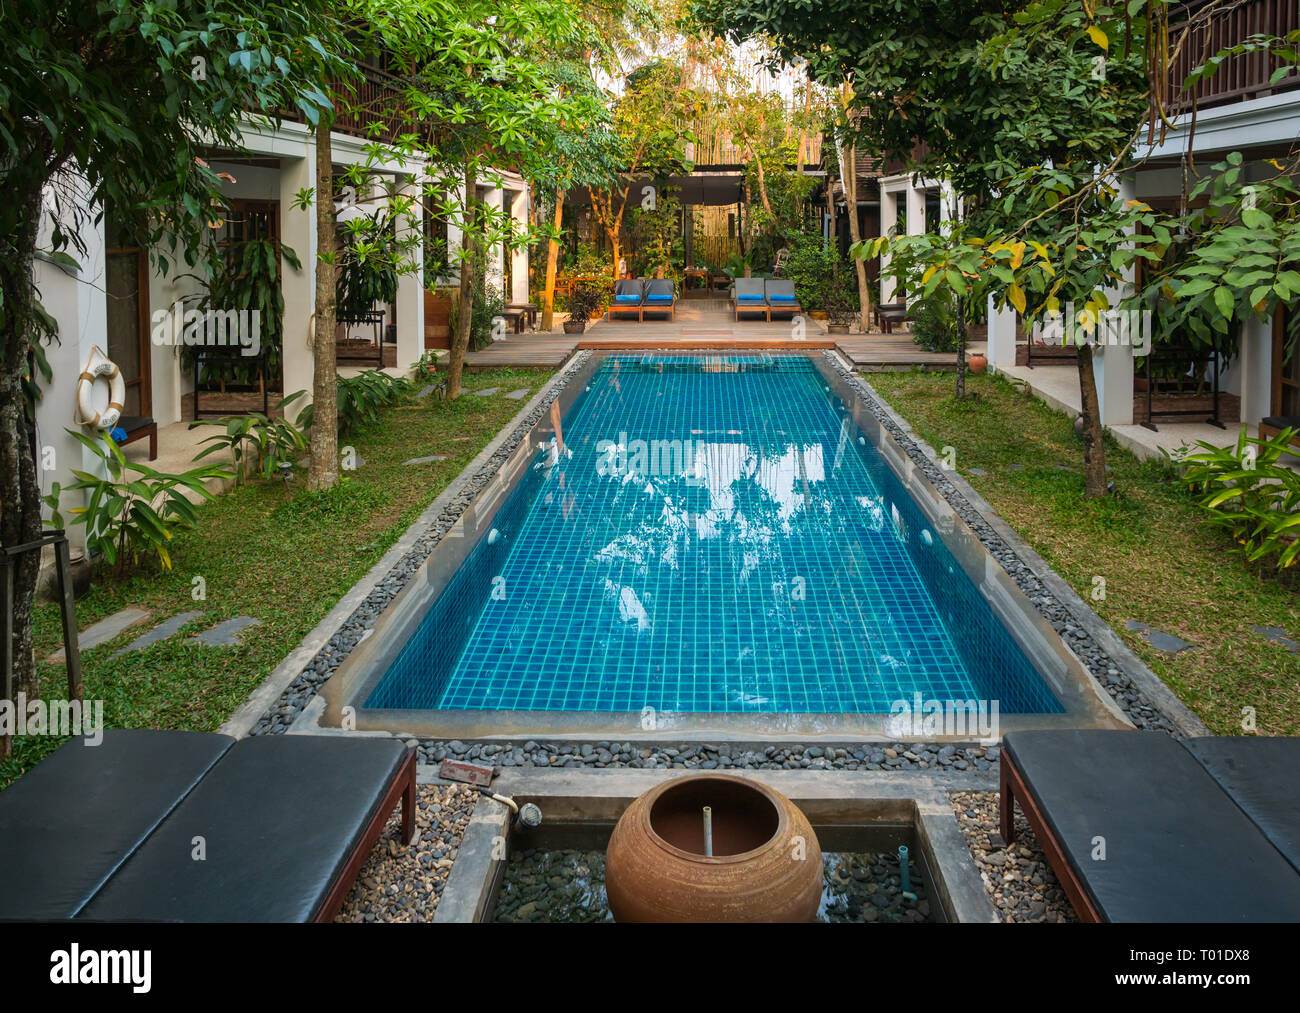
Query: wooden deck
459 299 975 372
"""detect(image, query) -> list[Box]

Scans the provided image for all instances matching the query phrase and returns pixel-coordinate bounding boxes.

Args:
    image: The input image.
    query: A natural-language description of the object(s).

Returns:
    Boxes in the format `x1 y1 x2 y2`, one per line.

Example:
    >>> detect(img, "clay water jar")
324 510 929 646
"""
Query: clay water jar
968 352 988 374
605 774 822 922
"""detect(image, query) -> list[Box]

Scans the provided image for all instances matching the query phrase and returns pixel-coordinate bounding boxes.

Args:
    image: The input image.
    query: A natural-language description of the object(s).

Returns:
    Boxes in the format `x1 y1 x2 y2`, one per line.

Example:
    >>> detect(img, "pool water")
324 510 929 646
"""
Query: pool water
365 355 1061 714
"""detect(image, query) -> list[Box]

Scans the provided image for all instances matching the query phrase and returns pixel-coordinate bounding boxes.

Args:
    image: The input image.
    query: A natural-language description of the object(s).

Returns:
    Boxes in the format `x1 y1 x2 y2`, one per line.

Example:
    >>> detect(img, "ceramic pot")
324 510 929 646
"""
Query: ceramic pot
563 320 586 334
968 352 988 374
605 774 822 922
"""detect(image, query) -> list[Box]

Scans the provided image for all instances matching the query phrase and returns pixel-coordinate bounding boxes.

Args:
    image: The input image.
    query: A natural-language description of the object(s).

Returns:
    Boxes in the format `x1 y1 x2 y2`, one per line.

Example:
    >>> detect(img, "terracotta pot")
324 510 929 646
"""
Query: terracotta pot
605 774 822 922
968 353 988 374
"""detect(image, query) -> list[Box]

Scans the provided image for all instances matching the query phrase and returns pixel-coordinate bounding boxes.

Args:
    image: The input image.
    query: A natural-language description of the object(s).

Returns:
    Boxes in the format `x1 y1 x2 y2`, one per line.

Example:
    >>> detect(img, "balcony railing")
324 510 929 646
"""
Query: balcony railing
276 65 411 147
1168 0 1299 111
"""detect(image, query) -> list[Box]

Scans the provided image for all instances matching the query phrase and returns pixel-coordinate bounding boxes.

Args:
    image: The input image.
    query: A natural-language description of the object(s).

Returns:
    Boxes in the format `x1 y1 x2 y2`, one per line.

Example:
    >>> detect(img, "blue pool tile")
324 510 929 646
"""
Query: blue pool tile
365 356 1062 715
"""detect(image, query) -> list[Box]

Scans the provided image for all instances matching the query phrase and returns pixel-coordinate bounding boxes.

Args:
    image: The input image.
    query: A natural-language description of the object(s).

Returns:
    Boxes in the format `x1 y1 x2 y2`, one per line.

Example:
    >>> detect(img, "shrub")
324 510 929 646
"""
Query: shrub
190 391 308 484
298 369 413 438
1177 427 1300 569
54 430 231 574
909 290 962 353
781 232 838 311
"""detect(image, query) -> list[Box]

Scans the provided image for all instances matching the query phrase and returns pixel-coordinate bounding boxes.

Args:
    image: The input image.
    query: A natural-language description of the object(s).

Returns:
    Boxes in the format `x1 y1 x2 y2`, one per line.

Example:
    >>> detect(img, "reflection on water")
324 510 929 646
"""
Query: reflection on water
365 356 1061 715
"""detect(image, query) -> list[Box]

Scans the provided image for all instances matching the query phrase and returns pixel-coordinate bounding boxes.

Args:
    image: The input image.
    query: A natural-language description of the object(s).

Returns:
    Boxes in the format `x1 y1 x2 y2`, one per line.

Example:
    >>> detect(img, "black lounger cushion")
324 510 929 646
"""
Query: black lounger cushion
1004 729 1300 922
0 730 233 920
79 734 408 922
1182 736 1300 876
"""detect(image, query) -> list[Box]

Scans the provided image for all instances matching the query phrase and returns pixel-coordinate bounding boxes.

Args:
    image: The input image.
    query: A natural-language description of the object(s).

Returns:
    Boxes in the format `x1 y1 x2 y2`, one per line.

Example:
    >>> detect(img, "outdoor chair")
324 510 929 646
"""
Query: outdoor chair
0 729 416 922
641 278 676 320
764 279 802 319
115 415 158 461
732 277 768 321
607 278 645 322
875 301 909 334
1000 729 1300 922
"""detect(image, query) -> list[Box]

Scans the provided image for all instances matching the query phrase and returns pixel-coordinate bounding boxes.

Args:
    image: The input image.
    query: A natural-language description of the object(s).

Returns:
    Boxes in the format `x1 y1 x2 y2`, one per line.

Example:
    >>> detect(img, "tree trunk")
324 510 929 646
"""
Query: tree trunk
0 191 45 761
955 294 968 400
1075 344 1109 497
307 122 339 492
540 185 564 332
446 163 478 400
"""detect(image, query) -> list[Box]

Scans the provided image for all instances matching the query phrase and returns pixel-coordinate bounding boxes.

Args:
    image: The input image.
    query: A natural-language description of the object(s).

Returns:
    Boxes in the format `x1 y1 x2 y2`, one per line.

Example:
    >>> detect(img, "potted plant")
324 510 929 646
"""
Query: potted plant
823 271 859 334
564 282 602 334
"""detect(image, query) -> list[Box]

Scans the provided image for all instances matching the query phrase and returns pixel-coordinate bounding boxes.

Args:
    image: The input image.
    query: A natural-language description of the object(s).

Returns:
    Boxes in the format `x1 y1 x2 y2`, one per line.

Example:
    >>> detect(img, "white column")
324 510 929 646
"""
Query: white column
482 186 505 294
33 177 108 549
509 186 530 304
394 176 424 372
987 296 1018 371
905 185 927 237
1237 316 1274 424
278 145 317 413
1093 175 1137 426
879 185 900 304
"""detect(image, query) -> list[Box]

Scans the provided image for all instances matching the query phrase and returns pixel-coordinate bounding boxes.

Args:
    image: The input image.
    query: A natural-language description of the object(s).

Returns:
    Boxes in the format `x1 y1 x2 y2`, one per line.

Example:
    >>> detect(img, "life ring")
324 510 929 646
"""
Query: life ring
74 346 126 430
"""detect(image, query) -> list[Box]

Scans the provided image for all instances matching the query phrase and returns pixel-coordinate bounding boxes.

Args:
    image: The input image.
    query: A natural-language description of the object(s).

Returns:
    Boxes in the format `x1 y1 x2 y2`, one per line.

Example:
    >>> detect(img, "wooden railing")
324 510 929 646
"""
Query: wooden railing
1168 0 1299 111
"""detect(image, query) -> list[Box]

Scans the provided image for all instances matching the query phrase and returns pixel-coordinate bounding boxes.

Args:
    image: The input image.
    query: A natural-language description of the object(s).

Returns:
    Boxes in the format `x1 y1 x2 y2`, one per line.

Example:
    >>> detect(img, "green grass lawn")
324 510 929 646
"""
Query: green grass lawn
871 369 1299 736
1 368 554 788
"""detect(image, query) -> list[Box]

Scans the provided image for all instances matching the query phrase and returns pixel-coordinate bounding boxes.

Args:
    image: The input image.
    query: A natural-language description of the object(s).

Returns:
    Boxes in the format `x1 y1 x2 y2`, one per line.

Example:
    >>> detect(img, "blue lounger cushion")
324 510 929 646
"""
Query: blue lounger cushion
768 294 797 302
614 294 641 303
737 294 765 302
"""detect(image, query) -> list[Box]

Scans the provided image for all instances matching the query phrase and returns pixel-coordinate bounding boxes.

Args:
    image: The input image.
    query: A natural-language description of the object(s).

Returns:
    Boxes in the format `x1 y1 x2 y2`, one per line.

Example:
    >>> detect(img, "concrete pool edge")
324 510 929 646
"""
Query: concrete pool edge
309 349 1140 741
430 767 1000 924
829 355 1208 740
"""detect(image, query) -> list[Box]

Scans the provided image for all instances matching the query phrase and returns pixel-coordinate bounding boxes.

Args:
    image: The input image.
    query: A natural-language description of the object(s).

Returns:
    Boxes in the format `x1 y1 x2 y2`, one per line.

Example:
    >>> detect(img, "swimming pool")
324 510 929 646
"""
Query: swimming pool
325 352 1124 740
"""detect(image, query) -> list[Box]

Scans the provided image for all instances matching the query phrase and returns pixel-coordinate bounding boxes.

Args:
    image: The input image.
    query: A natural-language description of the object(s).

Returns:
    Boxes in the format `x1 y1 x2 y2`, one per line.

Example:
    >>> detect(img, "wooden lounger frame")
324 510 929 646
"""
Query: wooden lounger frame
999 753 1104 923
316 747 418 922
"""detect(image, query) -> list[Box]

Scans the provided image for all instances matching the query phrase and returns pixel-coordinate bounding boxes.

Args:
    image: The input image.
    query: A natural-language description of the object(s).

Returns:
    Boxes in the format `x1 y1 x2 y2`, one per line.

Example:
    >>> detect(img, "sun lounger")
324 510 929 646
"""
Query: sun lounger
0 729 416 922
641 278 676 320
1259 416 1300 447
732 278 768 321
606 279 645 322
764 279 802 319
1000 730 1300 922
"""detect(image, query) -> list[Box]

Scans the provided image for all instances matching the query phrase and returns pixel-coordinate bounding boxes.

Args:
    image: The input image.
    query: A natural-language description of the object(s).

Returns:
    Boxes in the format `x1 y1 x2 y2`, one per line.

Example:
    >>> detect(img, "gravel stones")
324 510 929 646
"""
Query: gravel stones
333 784 477 923
950 790 1076 924
415 739 998 773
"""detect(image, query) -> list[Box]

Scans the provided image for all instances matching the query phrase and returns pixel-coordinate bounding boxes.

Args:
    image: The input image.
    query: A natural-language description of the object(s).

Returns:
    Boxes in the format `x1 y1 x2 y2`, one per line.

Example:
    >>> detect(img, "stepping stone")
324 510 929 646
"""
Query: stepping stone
1251 625 1300 654
402 454 451 466
112 611 204 658
1126 620 1196 654
417 384 439 398
48 608 151 661
505 388 530 400
1007 464 1024 472
189 616 261 647
472 387 500 396
967 467 987 477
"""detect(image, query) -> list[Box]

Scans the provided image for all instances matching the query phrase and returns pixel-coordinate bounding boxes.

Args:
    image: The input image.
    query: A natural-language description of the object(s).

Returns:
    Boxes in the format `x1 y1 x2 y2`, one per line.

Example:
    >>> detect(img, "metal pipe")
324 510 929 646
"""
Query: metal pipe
703 806 713 857
898 845 917 903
